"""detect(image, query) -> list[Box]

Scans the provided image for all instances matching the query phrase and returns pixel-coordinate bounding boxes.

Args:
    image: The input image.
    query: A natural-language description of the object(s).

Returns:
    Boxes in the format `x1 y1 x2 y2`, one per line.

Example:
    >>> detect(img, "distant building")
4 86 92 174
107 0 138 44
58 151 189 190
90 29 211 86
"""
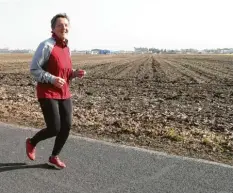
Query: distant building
0 48 33 53
134 47 149 54
91 49 99 55
91 49 110 55
0 48 10 53
220 49 233 54
72 50 89 54
11 49 34 53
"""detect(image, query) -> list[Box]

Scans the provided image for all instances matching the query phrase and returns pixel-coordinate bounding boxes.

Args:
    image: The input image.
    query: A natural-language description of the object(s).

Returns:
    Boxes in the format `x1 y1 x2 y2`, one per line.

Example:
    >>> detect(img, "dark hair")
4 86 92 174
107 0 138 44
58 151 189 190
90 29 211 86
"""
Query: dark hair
51 13 70 29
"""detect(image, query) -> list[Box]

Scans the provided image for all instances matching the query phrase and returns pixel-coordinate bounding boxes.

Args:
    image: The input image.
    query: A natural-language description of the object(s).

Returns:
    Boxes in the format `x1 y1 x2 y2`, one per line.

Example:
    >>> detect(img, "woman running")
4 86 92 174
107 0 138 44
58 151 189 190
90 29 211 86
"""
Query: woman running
26 13 86 169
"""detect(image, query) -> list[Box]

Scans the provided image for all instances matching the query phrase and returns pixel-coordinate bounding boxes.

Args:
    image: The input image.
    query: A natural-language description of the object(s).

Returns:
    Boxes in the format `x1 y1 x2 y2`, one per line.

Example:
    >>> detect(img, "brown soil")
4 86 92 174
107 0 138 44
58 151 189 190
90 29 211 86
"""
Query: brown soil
1 53 233 165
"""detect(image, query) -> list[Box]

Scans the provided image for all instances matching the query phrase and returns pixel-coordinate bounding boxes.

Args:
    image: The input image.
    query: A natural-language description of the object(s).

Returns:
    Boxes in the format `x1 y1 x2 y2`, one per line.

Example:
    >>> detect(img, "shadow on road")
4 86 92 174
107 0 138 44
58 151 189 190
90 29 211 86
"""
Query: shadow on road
0 163 57 172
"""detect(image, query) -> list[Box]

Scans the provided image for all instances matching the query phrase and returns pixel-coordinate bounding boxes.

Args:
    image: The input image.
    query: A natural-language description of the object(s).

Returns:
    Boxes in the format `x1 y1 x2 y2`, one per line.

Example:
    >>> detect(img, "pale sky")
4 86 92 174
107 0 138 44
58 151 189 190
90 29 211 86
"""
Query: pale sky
0 0 232 51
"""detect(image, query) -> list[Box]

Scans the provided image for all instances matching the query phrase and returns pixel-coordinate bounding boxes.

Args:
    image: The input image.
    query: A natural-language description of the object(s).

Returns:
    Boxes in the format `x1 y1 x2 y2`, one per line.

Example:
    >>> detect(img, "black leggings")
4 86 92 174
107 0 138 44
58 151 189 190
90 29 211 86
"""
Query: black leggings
30 98 72 156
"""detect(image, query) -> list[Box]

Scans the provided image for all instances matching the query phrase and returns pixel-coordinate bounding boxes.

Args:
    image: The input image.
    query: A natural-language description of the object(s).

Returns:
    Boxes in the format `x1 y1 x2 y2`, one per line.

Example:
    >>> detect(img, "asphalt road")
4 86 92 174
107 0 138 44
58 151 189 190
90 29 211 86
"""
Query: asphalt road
0 123 233 193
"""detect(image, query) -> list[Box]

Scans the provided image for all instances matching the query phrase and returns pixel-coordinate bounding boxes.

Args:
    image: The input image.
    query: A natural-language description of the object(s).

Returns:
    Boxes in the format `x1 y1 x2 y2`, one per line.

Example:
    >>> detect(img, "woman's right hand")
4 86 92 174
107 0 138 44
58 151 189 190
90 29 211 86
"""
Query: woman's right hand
53 77 66 88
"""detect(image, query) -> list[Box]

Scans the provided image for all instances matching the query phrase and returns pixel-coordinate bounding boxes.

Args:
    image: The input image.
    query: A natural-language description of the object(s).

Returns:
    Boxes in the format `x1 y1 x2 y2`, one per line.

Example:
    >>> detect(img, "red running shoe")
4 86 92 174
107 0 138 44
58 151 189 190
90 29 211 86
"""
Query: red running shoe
26 138 36 160
48 156 66 169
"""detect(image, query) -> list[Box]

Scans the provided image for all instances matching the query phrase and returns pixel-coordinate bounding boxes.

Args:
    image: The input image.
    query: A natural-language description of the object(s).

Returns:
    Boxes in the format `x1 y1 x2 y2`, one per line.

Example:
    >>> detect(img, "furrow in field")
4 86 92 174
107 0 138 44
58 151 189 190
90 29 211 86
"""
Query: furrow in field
151 56 171 82
172 58 233 82
159 59 205 83
85 56 149 80
81 56 142 79
153 56 186 82
167 58 220 83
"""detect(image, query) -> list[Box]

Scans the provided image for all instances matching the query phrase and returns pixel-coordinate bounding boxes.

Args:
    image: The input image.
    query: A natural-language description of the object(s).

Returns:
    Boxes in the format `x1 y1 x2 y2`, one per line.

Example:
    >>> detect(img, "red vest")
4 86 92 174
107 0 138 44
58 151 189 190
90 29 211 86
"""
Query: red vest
36 35 72 99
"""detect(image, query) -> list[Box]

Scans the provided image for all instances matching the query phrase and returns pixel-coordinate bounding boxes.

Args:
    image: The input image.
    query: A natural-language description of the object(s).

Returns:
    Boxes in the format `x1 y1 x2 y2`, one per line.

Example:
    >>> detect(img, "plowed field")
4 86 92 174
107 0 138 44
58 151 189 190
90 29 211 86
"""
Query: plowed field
1 53 233 165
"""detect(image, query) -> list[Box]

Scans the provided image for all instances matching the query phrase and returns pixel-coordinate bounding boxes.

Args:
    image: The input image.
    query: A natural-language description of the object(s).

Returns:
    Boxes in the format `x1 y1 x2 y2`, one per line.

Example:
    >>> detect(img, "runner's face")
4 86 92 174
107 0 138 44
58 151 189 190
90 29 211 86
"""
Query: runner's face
52 17 69 41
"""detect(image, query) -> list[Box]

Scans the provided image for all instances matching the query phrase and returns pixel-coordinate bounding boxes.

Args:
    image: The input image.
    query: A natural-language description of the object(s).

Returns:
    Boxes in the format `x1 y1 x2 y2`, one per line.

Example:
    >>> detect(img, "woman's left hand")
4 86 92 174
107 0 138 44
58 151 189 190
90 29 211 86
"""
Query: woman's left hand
75 69 86 79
